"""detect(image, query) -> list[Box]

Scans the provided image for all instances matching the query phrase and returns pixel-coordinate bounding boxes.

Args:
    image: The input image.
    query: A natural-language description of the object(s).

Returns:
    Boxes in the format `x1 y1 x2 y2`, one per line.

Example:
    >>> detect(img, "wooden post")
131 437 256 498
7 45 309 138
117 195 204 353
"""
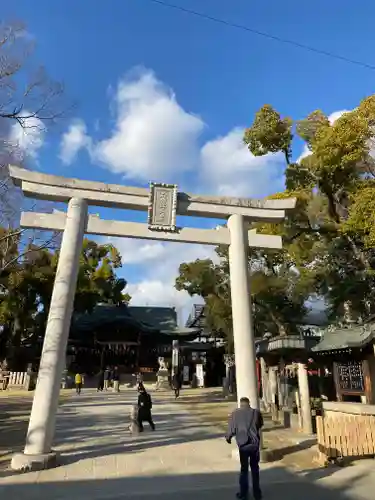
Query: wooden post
260 357 270 412
297 362 313 434
363 360 372 404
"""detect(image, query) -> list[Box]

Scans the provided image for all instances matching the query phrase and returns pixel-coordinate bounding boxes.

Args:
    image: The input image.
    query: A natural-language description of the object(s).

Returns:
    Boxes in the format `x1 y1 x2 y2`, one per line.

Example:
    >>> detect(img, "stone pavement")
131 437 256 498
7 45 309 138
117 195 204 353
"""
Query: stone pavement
181 390 318 470
1 388 375 499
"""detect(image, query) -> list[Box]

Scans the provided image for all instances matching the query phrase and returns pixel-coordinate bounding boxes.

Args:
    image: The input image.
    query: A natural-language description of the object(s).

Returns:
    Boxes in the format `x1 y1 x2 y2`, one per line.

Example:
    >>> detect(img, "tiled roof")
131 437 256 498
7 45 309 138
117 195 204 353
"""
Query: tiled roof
71 304 199 338
312 324 375 352
128 306 199 335
185 302 330 332
185 304 206 328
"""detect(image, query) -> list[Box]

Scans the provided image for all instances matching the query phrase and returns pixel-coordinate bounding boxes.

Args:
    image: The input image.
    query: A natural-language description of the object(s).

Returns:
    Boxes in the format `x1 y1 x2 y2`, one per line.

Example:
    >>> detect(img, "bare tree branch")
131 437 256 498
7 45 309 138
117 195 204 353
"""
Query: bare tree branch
0 227 26 244
0 18 72 234
0 231 59 274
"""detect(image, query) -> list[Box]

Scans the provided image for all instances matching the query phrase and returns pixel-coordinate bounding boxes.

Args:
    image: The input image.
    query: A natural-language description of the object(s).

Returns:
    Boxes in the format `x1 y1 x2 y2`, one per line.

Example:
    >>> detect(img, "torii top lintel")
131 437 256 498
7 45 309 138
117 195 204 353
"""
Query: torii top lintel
9 166 296 222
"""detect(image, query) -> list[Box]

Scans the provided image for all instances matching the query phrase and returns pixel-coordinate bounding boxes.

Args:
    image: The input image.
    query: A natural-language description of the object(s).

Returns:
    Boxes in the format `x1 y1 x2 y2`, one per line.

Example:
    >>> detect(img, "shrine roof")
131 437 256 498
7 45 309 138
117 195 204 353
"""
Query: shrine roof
179 341 216 351
185 304 206 329
256 334 320 355
186 304 329 331
71 304 198 338
312 324 375 353
71 305 143 334
128 306 199 336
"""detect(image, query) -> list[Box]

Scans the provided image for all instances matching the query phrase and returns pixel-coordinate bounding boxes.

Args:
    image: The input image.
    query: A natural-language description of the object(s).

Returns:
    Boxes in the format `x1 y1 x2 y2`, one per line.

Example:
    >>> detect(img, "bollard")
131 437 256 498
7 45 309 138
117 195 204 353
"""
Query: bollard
129 405 140 434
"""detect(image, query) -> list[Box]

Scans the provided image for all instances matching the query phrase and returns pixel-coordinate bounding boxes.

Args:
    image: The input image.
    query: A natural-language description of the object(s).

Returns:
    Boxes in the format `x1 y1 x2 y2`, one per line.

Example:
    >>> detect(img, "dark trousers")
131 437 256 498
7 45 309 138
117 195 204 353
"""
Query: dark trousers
138 417 155 431
174 387 180 399
138 407 155 432
239 445 261 499
76 383 82 395
97 381 104 391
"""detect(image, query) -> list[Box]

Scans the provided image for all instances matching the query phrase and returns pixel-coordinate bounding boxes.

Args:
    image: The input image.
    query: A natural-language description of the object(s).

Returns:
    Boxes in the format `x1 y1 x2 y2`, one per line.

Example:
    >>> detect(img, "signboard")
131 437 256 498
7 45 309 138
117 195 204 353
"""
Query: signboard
183 365 190 383
148 182 178 232
336 361 365 393
196 364 204 388
140 367 154 373
172 340 179 371
194 304 204 318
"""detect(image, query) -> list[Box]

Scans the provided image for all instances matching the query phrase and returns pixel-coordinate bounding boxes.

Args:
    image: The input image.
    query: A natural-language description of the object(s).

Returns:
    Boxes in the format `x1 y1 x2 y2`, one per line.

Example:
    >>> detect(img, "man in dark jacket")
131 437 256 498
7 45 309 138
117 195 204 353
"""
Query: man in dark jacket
104 368 110 391
97 369 105 392
226 397 263 500
172 371 181 399
112 366 120 392
137 386 155 431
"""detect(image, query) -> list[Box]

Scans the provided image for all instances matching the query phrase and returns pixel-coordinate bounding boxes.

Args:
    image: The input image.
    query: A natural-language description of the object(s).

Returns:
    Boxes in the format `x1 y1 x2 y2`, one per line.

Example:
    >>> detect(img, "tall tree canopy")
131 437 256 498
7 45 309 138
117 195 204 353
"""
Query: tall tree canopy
176 95 375 341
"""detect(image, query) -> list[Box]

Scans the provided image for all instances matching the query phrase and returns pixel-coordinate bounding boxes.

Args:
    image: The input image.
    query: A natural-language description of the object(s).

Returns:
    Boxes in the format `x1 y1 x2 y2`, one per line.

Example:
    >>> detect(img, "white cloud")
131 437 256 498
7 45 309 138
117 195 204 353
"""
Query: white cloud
328 110 350 124
127 280 195 312
92 69 204 182
60 68 283 198
59 119 91 165
8 115 45 160
57 68 290 308
106 237 218 315
200 127 284 197
57 85 362 309
115 239 167 265
296 145 310 163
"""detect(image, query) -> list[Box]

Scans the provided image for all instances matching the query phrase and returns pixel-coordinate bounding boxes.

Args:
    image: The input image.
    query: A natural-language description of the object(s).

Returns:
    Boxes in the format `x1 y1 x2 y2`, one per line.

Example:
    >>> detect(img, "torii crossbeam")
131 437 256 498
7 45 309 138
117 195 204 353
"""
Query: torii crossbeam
8 166 296 471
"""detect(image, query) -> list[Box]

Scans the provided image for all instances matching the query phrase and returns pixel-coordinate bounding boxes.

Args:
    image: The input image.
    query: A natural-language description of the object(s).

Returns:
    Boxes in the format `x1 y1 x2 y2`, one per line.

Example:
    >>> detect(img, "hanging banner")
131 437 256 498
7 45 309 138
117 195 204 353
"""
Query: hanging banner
183 365 190 383
172 340 179 371
196 364 204 388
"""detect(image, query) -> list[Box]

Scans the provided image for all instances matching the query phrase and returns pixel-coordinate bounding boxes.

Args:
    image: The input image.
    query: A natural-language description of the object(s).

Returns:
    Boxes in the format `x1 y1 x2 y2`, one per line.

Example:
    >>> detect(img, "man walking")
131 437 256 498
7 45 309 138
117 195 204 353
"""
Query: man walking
226 397 263 500
75 372 83 395
112 366 120 392
104 368 110 391
137 386 155 431
97 369 105 392
172 371 181 399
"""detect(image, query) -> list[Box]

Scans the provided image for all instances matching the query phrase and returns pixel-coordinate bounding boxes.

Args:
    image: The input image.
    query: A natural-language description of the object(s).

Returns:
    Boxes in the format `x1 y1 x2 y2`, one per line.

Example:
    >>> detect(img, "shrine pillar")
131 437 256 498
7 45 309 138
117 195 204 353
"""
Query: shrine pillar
297 362 313 434
228 214 259 409
12 198 87 471
171 339 180 377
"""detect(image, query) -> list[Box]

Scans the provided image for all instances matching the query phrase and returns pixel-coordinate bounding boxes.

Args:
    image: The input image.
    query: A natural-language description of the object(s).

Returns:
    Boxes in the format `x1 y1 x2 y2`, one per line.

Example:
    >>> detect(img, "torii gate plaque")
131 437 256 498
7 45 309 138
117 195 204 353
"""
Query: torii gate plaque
8 166 295 471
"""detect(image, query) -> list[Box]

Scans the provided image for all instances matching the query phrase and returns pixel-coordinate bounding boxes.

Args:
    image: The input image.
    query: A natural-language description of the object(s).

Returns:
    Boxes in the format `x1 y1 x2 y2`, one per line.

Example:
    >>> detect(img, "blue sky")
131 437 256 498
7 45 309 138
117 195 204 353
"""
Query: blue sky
4 0 375 319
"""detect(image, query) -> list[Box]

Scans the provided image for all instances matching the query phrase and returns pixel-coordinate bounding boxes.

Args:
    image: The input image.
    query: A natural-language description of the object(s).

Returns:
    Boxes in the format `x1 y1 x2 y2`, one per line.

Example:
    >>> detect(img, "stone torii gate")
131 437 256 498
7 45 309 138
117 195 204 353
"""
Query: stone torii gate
9 166 295 471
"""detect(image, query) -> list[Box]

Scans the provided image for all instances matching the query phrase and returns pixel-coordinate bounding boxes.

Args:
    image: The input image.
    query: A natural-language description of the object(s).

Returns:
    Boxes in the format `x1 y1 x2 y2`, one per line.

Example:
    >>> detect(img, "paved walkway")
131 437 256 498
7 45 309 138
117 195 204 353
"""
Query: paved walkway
1 388 375 499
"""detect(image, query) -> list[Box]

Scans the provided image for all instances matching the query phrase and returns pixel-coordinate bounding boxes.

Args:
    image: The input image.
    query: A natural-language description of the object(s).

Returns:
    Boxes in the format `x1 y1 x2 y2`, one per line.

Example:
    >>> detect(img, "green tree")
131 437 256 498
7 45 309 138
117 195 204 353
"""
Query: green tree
245 98 375 322
176 95 375 338
0 241 52 369
175 256 233 349
244 105 293 164
0 236 130 368
73 239 130 313
175 240 311 341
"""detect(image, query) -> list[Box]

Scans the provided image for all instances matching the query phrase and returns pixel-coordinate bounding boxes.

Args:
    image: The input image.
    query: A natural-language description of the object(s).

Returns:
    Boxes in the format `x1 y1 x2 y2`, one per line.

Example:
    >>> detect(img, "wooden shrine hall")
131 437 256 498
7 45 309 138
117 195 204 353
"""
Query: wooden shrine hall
67 304 199 374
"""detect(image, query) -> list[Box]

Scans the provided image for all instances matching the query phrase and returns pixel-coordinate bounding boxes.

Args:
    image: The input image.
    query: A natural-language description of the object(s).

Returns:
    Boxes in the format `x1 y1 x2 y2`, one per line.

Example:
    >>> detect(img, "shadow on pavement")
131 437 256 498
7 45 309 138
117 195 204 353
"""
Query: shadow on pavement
0 465 373 499
265 438 318 462
179 394 319 465
1 392 224 470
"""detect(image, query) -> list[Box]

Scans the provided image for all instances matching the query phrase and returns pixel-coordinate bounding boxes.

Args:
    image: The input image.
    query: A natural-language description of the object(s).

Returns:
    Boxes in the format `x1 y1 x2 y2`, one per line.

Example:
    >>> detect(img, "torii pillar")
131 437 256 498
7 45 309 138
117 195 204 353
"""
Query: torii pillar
228 214 258 409
11 198 87 471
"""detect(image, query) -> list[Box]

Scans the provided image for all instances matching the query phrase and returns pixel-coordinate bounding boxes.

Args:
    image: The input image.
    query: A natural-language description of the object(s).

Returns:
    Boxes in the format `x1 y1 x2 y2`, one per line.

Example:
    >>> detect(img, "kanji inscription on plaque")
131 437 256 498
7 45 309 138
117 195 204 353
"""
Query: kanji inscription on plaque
147 182 178 231
336 361 365 393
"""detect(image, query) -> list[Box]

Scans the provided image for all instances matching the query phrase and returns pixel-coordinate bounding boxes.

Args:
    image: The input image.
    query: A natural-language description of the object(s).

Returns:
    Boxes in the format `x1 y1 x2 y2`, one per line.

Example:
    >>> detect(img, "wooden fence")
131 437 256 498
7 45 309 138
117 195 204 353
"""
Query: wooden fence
0 371 35 391
316 413 375 460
